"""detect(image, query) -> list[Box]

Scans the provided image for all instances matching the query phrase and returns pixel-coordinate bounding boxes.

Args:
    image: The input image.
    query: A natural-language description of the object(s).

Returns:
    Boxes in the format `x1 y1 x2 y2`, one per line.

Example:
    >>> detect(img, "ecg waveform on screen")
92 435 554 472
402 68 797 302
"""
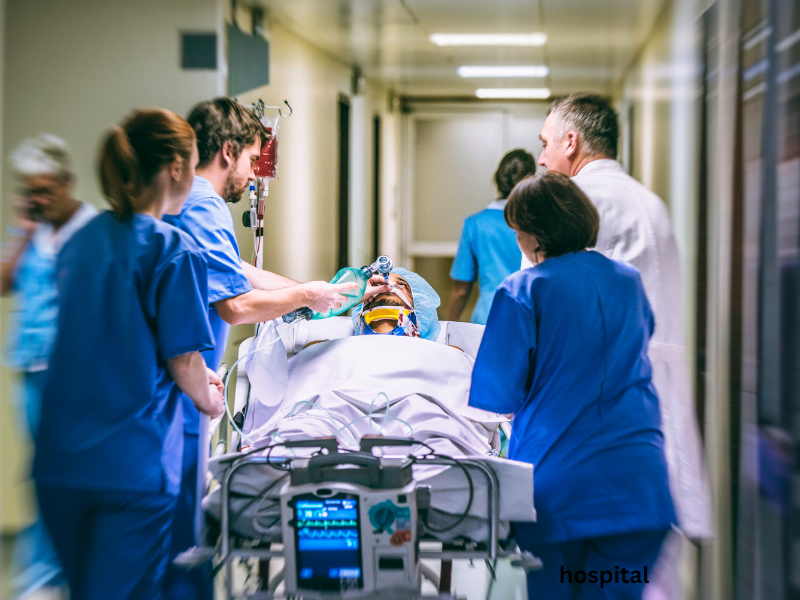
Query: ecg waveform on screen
297 520 358 529
298 528 359 539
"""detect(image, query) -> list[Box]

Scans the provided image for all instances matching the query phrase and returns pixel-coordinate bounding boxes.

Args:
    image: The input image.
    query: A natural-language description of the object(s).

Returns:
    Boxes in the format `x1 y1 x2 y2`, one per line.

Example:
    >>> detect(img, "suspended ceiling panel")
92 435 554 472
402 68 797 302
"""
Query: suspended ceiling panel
255 0 666 97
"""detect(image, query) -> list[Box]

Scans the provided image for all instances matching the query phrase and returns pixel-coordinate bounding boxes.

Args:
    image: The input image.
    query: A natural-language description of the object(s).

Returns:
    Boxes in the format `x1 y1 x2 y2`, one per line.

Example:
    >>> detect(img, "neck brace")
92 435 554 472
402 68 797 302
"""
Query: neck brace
355 304 420 338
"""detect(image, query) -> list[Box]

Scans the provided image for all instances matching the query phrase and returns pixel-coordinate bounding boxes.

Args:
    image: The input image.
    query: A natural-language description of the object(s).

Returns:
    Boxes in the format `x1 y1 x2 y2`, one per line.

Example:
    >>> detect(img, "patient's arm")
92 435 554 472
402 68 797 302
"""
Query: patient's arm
302 340 329 350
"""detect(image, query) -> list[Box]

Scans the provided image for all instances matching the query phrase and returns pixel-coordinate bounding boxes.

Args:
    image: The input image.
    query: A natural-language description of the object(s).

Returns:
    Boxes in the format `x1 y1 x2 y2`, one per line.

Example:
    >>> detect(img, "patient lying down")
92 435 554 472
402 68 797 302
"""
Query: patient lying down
203 268 521 542
239 267 502 457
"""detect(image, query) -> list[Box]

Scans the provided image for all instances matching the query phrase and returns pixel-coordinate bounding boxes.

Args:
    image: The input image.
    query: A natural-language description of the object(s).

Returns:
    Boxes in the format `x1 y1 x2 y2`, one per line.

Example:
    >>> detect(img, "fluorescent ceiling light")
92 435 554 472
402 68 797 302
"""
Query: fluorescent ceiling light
430 33 547 47
459 65 549 78
476 88 551 99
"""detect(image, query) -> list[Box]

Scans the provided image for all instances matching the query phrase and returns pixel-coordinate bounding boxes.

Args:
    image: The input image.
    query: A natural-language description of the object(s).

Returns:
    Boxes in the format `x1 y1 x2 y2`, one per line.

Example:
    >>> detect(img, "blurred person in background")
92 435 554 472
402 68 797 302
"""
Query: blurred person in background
535 92 713 599
448 149 536 324
32 109 224 600
1 134 96 600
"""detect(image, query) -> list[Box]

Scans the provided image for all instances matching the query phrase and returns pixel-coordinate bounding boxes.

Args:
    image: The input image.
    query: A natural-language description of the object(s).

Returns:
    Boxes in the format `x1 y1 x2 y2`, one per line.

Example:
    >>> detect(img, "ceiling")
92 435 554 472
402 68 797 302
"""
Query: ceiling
255 0 666 98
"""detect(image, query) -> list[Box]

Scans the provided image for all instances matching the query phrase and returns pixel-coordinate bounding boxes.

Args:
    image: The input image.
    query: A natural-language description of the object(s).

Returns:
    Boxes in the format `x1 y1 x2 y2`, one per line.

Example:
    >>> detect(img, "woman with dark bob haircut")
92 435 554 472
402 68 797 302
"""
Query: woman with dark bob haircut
468 172 676 600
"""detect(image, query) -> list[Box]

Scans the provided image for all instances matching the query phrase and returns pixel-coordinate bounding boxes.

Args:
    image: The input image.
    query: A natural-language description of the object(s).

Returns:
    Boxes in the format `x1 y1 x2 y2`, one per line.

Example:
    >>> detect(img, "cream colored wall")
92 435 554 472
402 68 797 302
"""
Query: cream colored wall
617 0 700 347
615 1 734 598
0 0 10 542
0 0 222 533
380 99 402 262
697 0 738 596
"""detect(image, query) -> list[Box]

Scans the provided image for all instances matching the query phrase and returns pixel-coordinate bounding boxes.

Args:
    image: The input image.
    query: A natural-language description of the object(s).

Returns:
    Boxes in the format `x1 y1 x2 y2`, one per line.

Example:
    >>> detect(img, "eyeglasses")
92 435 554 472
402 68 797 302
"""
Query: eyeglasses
19 186 58 198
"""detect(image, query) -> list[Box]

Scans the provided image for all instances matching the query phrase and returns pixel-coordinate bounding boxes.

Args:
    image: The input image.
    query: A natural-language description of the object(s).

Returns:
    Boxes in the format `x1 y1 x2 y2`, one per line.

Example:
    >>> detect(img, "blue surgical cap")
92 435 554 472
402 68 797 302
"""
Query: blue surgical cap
352 267 441 341
392 267 441 341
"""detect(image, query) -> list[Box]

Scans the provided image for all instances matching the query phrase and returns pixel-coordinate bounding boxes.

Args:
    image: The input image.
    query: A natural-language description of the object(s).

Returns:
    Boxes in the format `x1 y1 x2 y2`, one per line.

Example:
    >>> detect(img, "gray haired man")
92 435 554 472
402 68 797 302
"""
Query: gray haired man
532 93 713 599
2 134 96 600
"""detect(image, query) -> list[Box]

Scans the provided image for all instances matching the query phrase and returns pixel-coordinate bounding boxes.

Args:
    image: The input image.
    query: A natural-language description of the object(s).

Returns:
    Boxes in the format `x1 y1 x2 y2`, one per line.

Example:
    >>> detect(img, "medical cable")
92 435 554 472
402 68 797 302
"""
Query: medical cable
222 323 293 448
369 392 390 435
210 445 289 579
265 441 295 472
284 399 359 446
251 478 287 535
331 391 415 442
366 391 414 437
410 440 475 534
227 471 288 533
278 391 415 447
331 412 415 442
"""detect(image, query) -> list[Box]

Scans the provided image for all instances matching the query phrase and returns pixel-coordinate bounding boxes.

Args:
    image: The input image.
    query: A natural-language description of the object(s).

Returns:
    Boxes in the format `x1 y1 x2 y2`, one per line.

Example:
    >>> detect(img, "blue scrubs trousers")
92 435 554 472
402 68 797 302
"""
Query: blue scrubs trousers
10 371 65 599
521 529 669 600
36 485 177 600
164 432 213 600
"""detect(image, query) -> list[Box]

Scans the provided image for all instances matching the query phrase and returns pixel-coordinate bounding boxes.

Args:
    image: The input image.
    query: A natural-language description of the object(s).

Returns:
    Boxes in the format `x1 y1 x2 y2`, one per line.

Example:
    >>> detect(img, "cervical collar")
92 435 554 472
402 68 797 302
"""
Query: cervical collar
355 305 420 338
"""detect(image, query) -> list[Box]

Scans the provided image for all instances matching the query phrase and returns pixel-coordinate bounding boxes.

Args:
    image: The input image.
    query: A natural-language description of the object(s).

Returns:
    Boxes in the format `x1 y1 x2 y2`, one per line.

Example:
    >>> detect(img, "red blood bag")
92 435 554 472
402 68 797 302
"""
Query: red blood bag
255 115 280 179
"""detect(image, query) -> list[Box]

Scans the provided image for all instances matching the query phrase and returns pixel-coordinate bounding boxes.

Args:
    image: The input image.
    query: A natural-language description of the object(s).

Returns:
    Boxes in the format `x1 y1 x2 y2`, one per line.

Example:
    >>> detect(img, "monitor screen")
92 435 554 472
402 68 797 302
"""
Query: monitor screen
293 495 363 591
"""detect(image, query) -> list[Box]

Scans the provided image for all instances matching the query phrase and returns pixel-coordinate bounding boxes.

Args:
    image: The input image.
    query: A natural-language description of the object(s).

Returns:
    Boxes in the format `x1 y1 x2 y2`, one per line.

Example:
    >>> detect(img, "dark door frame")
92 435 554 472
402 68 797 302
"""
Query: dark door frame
338 95 351 270
372 114 381 258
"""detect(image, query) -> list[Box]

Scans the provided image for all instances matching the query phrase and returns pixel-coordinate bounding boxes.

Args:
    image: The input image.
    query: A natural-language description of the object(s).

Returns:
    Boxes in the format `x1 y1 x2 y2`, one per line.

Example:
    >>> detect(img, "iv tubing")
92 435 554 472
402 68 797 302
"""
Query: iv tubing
222 323 293 448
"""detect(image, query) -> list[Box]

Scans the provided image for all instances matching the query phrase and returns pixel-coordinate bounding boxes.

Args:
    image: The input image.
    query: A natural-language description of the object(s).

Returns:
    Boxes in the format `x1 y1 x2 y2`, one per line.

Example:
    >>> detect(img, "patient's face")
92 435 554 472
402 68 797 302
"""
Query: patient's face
363 273 415 334
364 273 414 311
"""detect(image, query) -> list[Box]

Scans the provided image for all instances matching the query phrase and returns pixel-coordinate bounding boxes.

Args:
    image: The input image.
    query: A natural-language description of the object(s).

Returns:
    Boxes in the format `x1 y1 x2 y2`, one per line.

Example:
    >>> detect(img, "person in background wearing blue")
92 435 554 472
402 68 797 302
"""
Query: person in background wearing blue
1 135 96 600
163 98 383 600
32 108 225 600
468 172 676 599
447 149 536 324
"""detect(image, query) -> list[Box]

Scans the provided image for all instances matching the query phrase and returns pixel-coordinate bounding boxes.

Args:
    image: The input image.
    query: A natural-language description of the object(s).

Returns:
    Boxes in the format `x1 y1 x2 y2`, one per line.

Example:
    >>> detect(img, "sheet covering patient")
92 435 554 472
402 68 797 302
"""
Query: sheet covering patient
239 268 501 450
205 268 529 542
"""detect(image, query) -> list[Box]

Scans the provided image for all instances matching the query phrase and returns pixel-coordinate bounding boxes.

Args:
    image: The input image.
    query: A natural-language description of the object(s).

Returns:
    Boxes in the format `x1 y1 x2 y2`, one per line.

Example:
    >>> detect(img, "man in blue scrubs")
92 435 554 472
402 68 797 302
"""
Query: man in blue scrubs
163 98 383 599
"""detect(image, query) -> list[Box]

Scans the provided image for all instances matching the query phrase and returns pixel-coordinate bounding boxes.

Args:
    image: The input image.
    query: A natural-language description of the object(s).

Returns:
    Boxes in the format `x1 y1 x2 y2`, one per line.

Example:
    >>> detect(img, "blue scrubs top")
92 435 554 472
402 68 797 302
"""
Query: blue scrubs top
33 212 214 495
469 251 676 545
450 201 521 325
164 176 253 433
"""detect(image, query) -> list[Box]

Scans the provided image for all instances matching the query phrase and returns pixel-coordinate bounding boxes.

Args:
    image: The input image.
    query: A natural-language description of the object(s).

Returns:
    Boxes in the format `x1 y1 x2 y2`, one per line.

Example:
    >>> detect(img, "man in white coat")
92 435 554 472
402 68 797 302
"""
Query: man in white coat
527 93 713 599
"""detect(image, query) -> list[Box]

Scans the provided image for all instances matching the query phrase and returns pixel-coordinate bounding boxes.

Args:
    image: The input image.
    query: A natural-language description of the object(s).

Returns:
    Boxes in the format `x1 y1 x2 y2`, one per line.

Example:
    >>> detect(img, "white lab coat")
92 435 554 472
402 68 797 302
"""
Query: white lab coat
521 159 713 540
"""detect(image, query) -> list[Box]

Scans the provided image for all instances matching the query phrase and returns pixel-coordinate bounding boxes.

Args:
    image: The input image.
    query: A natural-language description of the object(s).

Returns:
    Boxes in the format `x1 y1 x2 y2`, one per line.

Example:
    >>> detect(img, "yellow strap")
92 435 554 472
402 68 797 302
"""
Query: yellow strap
363 308 409 325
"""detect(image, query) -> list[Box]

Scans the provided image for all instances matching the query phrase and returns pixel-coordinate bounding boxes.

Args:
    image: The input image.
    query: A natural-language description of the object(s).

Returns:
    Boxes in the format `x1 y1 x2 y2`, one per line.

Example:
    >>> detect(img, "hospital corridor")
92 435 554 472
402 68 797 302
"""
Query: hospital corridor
0 0 798 599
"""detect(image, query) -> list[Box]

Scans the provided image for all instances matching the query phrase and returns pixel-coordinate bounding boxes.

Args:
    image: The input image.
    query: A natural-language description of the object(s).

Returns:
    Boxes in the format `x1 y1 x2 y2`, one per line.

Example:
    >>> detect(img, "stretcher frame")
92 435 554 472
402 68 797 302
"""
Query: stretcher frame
189 332 540 599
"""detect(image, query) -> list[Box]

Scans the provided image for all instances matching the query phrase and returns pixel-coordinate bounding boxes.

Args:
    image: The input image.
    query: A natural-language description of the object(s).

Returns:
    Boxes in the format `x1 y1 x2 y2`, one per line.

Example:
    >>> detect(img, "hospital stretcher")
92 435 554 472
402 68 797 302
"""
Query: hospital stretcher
185 318 541 599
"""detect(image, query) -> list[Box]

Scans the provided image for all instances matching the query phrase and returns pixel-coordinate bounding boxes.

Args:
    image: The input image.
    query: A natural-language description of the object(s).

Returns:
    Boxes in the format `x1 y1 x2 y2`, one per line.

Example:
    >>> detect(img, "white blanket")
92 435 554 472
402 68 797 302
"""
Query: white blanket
242 332 507 455
203 330 534 543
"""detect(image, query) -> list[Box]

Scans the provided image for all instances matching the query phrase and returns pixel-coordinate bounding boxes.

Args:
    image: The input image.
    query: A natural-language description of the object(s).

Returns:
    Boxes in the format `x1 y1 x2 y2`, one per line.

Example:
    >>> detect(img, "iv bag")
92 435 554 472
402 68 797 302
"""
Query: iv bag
255 114 280 179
